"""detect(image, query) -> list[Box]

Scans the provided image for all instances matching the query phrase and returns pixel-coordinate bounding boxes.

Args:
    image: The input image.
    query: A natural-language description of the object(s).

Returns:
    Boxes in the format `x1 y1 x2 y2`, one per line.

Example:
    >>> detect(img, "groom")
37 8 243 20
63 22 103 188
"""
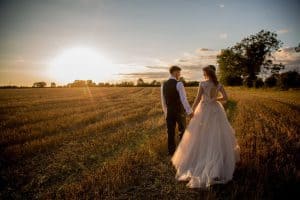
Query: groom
161 66 193 156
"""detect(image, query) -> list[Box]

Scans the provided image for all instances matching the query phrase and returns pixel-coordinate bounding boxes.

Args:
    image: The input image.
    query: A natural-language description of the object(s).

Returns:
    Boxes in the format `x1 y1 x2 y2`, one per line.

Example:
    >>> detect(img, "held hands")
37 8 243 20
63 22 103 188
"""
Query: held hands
188 112 194 118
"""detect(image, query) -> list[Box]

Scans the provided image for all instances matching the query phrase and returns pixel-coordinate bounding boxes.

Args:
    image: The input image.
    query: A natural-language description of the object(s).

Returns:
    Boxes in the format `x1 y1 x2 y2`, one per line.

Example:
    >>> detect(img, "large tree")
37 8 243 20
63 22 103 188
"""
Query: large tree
217 49 244 86
217 30 284 86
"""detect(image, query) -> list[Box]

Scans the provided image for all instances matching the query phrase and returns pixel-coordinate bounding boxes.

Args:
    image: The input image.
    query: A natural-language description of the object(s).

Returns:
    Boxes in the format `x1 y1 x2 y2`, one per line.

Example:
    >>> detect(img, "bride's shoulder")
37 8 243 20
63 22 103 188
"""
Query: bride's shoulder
200 80 209 85
199 80 205 87
199 80 211 87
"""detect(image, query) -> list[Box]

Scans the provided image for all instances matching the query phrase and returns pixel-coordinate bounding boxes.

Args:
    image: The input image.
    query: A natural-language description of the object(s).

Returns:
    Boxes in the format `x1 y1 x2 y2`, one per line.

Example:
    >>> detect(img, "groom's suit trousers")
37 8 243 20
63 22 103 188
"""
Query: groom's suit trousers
166 111 186 155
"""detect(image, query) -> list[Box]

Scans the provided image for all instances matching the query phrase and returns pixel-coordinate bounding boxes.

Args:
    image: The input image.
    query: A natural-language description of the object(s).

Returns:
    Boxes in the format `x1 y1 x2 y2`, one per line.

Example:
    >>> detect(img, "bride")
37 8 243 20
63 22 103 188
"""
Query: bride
171 65 240 188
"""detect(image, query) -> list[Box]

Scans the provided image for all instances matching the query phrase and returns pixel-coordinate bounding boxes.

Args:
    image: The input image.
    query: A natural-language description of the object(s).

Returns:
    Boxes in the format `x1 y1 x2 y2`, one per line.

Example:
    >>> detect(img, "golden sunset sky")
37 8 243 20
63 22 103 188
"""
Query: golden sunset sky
0 0 299 86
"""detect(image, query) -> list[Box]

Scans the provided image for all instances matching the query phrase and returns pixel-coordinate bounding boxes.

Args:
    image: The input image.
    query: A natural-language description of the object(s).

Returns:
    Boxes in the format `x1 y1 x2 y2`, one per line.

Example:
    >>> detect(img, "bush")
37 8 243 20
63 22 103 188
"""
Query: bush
220 75 243 86
265 74 278 87
32 82 47 88
255 78 264 88
278 71 300 89
243 77 255 88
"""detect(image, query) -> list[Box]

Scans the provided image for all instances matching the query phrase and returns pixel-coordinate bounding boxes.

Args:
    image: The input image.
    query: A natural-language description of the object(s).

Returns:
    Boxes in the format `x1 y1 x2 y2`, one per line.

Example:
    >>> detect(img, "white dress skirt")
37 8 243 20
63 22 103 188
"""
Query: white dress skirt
171 81 240 188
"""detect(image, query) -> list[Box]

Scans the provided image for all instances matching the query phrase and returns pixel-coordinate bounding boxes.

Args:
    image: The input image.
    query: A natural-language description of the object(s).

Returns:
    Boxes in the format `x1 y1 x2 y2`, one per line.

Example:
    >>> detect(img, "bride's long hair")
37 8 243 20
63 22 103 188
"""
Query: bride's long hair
203 65 219 86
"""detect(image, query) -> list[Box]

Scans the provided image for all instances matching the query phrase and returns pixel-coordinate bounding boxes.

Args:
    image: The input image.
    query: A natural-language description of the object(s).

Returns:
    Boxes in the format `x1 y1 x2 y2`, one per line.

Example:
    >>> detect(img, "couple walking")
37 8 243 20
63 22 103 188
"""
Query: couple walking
161 65 240 188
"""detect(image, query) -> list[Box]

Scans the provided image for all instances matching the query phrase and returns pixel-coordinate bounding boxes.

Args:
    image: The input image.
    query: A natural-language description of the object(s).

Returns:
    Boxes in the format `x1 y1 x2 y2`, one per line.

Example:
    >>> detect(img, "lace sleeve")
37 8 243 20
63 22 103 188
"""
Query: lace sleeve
200 81 206 91
200 81 203 88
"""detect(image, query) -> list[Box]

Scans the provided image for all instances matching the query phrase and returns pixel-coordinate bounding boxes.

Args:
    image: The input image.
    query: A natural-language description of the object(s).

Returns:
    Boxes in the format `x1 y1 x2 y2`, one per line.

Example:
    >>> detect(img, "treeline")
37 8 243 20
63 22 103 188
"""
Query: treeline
217 30 300 89
263 71 300 89
1 72 299 89
65 78 200 88
0 78 201 89
135 78 199 87
220 70 300 89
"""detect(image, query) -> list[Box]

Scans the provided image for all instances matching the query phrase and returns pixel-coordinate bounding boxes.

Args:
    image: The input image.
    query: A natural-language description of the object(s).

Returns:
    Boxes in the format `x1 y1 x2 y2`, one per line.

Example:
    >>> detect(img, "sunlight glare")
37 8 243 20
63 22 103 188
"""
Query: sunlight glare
48 47 114 83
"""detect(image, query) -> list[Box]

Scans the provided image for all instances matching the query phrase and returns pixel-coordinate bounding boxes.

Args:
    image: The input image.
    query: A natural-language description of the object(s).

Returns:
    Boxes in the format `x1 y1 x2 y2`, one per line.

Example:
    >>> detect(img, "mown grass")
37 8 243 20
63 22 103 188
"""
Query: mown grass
0 87 299 199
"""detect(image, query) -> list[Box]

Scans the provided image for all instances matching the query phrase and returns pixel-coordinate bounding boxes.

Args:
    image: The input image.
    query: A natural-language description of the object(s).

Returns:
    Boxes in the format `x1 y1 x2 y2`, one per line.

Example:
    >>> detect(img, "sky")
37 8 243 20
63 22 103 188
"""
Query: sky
0 0 299 86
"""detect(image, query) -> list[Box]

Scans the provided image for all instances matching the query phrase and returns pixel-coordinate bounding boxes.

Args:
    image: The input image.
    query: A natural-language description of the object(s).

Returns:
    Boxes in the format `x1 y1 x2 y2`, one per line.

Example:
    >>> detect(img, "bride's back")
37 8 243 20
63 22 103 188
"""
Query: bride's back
201 80 220 101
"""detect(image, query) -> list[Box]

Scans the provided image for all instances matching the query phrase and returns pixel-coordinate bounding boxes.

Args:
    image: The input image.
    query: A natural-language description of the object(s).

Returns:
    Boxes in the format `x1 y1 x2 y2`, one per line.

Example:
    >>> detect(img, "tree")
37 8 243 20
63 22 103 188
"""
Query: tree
148 80 161 87
116 81 134 87
51 82 56 88
137 78 145 86
295 43 300 52
222 75 243 86
217 30 283 87
217 49 244 86
66 80 97 87
86 80 96 87
216 48 242 86
234 30 283 79
32 82 47 88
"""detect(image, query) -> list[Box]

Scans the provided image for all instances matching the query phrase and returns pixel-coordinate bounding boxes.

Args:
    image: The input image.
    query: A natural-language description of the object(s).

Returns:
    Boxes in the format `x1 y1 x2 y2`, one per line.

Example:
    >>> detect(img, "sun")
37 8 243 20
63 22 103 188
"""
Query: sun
48 47 114 83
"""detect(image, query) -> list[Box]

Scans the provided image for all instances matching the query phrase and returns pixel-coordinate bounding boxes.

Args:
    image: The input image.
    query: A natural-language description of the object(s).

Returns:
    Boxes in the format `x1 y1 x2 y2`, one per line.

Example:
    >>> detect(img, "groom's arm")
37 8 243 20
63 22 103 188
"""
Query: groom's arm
160 84 167 117
176 82 193 115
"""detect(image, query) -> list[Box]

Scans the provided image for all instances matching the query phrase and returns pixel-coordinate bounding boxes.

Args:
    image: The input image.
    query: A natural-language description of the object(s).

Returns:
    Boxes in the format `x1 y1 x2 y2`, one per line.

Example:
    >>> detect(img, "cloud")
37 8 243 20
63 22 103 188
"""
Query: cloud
126 48 220 81
219 33 228 39
122 45 300 82
119 71 169 79
277 29 289 34
197 48 211 51
218 4 225 8
145 66 167 70
272 47 300 71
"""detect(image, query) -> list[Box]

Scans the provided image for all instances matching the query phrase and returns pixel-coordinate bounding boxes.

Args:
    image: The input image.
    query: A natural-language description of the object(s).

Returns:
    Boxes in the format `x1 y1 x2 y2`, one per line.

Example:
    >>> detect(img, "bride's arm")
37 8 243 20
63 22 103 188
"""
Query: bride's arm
192 84 203 111
216 85 228 102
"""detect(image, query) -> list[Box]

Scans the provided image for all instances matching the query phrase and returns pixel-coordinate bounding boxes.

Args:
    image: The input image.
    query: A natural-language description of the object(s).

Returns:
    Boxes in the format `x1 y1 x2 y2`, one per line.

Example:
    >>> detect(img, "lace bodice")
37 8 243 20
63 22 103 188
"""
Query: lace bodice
200 80 222 102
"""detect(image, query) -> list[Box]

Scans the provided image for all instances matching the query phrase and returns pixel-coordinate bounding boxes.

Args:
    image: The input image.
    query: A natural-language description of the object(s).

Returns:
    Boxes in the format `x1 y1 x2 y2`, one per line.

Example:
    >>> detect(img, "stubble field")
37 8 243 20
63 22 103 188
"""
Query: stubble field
0 87 299 199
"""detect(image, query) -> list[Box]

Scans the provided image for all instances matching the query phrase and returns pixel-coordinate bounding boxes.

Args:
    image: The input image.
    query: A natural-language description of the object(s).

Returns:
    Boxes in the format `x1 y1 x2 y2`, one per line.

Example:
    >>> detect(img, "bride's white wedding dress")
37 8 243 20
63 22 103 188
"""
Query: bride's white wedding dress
171 80 240 188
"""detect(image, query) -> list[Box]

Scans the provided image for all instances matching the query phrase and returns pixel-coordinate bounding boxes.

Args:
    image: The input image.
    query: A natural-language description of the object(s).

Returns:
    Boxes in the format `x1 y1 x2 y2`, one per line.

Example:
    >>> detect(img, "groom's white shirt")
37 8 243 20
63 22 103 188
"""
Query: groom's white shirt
161 75 193 117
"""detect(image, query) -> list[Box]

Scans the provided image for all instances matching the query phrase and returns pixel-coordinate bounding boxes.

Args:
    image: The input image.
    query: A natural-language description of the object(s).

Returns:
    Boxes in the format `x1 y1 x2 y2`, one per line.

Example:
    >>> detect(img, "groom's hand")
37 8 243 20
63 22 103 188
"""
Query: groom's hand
188 112 194 118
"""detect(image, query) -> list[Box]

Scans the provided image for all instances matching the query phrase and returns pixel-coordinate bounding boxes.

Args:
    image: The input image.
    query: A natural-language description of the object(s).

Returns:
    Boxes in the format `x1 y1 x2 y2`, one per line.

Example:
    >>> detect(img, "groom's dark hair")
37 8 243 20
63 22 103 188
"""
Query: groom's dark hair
169 65 181 74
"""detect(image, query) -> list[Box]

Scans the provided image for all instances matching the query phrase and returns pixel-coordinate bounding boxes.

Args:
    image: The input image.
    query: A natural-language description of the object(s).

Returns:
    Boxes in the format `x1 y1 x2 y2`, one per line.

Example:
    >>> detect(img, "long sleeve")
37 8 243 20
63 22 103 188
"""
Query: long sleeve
161 84 167 116
176 82 193 115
